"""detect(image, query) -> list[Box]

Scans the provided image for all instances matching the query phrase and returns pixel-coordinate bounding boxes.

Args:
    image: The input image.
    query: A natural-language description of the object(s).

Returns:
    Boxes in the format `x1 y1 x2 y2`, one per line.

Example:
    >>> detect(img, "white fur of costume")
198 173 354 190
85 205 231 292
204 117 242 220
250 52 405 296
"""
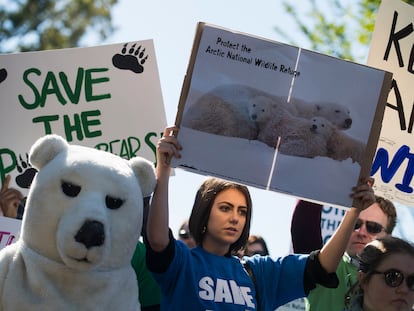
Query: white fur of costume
0 135 156 311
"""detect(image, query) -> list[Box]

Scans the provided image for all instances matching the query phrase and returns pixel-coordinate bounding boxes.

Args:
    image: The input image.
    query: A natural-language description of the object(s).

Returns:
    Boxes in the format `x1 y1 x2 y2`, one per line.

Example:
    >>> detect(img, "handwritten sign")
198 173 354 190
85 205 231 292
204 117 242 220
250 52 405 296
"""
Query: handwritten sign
0 41 167 194
0 217 21 249
368 0 414 205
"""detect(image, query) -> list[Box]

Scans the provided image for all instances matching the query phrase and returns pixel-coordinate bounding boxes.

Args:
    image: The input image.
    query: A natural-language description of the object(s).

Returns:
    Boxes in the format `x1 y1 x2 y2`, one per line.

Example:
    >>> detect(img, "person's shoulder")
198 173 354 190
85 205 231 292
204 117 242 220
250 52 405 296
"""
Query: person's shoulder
243 253 309 268
337 254 358 275
174 240 199 259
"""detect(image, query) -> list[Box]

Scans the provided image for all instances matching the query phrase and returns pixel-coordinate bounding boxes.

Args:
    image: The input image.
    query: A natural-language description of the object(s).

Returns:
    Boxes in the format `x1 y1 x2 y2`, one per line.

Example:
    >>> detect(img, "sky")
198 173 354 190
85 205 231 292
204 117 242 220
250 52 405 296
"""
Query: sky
98 0 311 256
94 0 395 256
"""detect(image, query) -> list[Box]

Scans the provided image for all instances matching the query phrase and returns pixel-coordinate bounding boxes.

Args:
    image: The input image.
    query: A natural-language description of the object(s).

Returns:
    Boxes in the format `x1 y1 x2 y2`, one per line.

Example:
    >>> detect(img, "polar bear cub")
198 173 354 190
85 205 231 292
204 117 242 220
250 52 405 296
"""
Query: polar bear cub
250 95 332 158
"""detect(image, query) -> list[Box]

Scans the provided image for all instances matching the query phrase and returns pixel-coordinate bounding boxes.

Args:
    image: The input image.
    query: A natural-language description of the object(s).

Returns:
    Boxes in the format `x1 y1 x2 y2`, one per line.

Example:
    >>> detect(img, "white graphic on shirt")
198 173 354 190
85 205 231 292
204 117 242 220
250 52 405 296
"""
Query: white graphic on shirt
198 276 255 308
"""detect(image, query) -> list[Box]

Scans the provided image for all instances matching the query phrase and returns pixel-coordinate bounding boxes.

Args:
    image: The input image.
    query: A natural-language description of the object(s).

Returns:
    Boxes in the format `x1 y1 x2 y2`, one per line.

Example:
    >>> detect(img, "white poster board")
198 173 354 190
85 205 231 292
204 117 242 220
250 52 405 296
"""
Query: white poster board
0 41 167 249
0 40 166 192
367 0 414 206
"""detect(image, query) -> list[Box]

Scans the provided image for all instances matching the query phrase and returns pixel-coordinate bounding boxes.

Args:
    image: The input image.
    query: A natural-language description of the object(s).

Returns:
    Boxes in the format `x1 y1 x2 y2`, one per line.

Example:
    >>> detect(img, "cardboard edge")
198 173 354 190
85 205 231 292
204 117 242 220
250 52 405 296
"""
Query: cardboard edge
174 22 206 130
352 70 393 207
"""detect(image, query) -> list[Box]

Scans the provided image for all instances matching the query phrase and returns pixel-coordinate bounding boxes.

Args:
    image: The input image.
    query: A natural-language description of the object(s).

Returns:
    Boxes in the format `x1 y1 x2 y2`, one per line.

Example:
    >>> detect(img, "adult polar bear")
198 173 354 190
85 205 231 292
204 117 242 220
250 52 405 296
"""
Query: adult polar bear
181 83 353 140
0 135 156 311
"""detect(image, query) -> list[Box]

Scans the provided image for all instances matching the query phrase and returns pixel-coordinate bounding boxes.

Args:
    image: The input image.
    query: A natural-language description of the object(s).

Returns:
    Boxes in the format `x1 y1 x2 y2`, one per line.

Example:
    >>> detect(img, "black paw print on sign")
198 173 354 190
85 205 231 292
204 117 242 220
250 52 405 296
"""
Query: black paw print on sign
15 153 37 189
112 43 148 74
0 68 7 84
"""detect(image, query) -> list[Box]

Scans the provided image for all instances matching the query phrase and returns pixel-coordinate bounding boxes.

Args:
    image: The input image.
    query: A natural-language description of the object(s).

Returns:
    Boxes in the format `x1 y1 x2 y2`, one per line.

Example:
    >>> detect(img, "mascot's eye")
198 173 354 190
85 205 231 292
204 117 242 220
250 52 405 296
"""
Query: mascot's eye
61 181 81 197
106 195 124 210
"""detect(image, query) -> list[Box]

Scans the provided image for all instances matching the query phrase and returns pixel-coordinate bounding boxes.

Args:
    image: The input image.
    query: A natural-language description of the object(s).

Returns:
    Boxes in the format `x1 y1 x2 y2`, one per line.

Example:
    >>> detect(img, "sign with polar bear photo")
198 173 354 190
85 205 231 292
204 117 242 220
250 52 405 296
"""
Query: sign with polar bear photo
367 0 414 207
0 41 167 240
173 22 392 208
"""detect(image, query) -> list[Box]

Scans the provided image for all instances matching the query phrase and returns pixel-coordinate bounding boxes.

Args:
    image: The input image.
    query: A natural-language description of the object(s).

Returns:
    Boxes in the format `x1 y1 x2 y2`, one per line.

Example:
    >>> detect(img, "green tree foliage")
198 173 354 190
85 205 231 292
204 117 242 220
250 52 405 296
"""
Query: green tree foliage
0 0 118 53
275 0 414 62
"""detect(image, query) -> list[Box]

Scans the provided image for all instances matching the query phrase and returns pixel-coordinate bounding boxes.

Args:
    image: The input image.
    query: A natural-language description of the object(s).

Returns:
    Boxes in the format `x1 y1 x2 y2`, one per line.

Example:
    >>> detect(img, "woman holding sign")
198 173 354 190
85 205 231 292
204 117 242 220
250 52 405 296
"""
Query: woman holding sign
145 126 376 310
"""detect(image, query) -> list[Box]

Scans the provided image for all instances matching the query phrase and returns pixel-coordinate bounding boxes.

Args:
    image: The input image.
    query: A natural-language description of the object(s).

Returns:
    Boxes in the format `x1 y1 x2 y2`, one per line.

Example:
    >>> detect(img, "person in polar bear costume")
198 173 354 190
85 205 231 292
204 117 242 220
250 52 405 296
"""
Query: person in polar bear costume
0 134 156 311
252 95 332 158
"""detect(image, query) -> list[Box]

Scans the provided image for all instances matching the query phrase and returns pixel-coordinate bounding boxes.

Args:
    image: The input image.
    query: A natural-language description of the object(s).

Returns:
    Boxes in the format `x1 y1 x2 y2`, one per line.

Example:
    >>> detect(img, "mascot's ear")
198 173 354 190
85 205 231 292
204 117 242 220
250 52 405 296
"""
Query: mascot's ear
129 157 156 198
29 134 69 170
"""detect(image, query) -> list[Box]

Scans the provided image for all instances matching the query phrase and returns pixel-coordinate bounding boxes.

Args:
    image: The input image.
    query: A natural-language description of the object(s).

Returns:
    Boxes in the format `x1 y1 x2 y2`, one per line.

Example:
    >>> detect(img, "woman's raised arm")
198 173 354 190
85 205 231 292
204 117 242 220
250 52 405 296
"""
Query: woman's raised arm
146 126 181 252
318 178 375 273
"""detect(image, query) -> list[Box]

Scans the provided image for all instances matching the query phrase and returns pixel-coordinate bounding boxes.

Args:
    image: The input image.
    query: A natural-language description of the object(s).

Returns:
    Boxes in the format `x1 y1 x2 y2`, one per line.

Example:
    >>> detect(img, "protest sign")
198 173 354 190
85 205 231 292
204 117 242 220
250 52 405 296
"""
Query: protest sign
367 0 414 206
0 41 167 249
0 40 166 192
173 22 392 208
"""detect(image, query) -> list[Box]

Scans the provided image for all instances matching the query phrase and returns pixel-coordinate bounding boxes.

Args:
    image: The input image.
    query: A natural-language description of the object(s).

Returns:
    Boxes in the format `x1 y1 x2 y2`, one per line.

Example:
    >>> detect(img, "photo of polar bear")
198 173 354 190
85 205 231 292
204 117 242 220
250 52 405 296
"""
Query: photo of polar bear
278 116 333 158
251 95 331 157
247 95 283 125
181 84 353 140
181 84 291 140
180 83 364 162
181 92 258 140
325 122 366 165
289 97 352 130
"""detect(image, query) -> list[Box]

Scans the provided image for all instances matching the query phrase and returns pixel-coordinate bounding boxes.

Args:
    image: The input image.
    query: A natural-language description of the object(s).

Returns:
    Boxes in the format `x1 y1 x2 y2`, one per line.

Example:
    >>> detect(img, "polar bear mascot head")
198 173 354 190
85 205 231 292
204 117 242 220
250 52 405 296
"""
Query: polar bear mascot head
0 134 156 311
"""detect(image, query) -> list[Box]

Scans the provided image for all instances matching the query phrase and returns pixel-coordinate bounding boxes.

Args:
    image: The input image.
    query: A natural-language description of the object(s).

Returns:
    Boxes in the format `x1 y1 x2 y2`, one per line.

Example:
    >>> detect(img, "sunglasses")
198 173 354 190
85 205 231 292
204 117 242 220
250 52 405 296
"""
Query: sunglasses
179 229 190 240
354 219 385 234
372 269 414 291
246 250 267 256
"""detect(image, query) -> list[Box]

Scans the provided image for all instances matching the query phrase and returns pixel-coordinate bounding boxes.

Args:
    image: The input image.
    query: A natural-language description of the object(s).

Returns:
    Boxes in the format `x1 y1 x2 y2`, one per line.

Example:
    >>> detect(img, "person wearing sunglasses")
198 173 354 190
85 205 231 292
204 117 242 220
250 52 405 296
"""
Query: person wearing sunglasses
178 219 196 249
305 195 397 311
344 236 414 311
245 235 270 257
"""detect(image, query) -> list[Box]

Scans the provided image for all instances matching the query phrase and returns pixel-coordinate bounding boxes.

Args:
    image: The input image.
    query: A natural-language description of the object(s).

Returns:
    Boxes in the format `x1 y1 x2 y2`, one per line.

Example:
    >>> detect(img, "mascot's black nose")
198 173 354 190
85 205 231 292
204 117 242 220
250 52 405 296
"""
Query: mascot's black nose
75 220 105 248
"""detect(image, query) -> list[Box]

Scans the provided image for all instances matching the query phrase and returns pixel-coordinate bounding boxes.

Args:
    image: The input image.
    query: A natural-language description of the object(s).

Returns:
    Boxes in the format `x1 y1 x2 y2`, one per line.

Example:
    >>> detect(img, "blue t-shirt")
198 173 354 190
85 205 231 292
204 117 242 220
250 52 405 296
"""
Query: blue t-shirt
150 240 308 310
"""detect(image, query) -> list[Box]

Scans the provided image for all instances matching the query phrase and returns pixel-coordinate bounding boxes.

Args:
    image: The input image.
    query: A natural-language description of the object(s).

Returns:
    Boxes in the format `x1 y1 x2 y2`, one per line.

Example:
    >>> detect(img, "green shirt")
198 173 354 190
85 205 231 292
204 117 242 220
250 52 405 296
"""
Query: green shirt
131 241 161 308
306 253 358 311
